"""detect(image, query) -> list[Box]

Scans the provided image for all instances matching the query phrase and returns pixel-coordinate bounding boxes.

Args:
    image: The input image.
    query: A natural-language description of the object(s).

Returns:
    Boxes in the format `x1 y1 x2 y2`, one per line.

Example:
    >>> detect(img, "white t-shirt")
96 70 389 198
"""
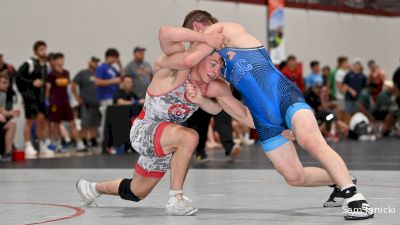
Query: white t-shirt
335 69 348 101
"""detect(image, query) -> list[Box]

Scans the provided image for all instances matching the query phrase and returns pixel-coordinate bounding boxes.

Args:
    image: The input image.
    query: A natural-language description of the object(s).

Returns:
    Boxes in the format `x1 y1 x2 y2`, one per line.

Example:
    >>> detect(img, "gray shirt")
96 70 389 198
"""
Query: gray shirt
73 69 98 105
124 60 153 99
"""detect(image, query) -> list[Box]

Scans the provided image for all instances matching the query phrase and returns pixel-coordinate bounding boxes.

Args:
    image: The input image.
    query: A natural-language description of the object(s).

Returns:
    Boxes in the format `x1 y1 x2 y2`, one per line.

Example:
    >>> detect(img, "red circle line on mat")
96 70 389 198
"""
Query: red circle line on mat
0 202 86 225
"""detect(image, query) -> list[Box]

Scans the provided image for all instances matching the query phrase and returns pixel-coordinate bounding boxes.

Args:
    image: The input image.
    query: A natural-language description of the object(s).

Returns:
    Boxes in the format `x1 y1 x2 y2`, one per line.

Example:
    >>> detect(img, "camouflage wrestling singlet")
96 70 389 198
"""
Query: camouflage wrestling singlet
130 75 199 178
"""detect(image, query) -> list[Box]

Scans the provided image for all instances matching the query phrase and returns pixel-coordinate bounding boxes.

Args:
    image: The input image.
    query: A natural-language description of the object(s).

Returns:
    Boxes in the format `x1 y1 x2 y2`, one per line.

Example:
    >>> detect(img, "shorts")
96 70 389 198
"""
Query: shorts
22 90 47 119
130 118 172 178
344 100 357 114
81 104 101 128
48 102 74 123
259 102 312 152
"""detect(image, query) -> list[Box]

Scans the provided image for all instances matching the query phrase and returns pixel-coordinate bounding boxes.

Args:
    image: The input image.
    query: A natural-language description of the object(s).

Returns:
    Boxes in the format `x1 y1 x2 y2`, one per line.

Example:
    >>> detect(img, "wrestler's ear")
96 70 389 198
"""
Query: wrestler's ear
193 22 204 32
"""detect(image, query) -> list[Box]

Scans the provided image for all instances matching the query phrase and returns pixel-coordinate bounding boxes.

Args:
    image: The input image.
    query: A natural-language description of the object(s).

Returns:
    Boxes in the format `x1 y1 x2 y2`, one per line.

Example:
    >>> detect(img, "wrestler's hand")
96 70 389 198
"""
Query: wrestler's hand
205 27 227 50
282 129 296 141
186 82 205 105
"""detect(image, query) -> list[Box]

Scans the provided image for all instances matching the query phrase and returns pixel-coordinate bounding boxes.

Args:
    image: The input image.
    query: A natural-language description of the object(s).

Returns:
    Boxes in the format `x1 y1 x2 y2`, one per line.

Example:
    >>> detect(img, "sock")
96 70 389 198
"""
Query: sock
169 190 183 197
90 183 100 196
45 139 51 146
341 185 357 198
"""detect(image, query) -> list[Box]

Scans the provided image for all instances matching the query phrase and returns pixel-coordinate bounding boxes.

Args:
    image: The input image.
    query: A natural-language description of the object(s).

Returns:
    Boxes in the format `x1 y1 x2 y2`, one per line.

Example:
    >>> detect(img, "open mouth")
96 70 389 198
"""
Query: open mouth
207 73 218 80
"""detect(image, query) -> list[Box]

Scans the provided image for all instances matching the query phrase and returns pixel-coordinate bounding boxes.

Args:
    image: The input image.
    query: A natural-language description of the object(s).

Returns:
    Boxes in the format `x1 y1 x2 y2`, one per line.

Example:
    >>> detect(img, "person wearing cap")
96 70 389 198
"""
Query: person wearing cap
374 80 397 136
342 59 367 119
124 46 153 99
72 56 101 148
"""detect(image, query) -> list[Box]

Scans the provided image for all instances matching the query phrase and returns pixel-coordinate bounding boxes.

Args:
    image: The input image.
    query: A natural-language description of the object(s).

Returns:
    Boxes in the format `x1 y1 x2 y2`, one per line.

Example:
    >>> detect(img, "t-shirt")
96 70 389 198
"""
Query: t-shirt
328 68 337 98
96 63 120 101
343 72 366 101
335 69 348 100
47 69 70 105
73 69 98 106
124 60 153 99
113 89 139 104
305 73 323 89
357 89 374 113
281 67 305 93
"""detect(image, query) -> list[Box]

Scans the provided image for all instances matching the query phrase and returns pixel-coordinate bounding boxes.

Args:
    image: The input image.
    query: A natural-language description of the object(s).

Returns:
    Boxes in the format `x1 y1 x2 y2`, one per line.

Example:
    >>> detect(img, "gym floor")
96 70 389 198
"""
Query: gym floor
0 139 399 224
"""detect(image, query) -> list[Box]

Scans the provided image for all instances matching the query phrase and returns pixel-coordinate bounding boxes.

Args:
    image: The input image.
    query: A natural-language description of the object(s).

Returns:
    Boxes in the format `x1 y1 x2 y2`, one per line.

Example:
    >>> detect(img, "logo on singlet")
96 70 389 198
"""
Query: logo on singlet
232 59 253 87
168 104 190 123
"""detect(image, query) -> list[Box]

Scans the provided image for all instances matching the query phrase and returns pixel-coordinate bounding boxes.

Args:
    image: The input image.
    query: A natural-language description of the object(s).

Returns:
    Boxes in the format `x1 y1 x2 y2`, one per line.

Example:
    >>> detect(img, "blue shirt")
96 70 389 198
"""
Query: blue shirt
305 73 323 88
96 63 120 101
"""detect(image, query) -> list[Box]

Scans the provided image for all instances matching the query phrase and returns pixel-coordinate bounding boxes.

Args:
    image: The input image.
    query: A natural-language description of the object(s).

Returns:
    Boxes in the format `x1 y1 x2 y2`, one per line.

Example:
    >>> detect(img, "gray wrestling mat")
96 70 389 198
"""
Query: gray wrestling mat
0 169 398 225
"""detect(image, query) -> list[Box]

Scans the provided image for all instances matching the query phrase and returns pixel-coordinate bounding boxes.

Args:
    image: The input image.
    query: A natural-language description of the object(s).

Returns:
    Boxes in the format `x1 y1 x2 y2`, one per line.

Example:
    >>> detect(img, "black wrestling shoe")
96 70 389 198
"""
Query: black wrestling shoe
343 193 374 220
323 175 357 207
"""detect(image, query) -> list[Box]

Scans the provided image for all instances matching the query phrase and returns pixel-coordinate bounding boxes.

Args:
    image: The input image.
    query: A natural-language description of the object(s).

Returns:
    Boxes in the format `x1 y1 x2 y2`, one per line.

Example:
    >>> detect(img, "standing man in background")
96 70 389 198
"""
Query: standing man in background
125 46 153 99
96 48 123 154
72 56 101 148
16 41 53 158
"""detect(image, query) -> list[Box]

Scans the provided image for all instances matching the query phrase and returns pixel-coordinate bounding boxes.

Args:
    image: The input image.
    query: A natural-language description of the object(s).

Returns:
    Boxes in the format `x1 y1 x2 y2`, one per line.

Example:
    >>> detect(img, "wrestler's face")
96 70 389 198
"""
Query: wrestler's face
196 52 223 83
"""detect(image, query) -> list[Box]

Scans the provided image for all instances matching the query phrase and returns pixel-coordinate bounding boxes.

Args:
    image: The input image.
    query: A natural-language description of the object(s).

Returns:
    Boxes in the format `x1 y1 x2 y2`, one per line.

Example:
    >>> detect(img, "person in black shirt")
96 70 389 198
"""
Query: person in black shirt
16 40 53 158
0 53 17 111
393 59 400 108
113 75 143 105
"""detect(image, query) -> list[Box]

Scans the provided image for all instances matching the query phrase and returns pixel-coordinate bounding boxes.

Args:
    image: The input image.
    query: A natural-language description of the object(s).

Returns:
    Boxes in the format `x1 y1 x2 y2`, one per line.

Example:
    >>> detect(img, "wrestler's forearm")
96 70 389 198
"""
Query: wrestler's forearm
157 43 214 70
159 26 207 45
197 98 222 115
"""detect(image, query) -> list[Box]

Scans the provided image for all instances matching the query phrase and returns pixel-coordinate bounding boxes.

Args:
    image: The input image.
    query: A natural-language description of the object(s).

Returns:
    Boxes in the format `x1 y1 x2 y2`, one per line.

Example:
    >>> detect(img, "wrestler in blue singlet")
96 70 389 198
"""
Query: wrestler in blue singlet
217 46 312 152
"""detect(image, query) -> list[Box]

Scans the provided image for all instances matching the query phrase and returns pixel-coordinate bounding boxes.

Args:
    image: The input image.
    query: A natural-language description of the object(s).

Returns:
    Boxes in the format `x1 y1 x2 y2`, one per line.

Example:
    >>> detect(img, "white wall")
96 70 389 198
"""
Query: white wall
0 0 267 76
285 8 400 77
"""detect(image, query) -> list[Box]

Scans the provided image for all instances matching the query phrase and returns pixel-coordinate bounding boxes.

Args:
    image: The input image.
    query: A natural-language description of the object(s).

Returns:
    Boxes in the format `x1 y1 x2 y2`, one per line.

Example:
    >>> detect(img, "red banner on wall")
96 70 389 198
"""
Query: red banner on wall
268 0 285 64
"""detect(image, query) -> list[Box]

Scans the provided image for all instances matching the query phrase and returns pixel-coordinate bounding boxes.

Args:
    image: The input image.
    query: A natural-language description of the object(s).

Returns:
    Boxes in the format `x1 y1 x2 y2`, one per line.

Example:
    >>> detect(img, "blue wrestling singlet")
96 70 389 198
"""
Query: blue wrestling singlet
217 46 311 152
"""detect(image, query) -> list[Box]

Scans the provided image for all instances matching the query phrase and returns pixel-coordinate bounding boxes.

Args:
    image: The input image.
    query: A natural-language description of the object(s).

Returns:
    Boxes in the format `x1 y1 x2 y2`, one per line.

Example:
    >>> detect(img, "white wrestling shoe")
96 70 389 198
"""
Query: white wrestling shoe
25 145 38 159
343 193 374 220
76 179 101 207
165 194 198 216
39 145 55 158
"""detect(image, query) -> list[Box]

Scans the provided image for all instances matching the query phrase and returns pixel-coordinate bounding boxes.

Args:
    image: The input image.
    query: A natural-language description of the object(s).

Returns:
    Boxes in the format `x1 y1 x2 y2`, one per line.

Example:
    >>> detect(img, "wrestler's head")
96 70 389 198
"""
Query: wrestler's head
193 51 224 84
182 10 217 32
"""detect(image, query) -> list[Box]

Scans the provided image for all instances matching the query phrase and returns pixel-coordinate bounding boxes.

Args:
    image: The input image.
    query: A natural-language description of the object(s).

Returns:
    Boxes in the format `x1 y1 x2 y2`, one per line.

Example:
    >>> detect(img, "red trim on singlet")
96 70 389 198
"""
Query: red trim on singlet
137 109 146 119
184 91 192 103
153 121 171 157
146 78 187 97
135 164 166 178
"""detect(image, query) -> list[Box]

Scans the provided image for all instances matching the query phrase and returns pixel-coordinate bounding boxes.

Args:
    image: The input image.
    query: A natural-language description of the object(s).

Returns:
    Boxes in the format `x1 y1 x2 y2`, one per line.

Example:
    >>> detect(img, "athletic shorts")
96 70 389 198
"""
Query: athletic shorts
81 104 101 128
48 102 74 123
130 118 172 178
22 90 47 119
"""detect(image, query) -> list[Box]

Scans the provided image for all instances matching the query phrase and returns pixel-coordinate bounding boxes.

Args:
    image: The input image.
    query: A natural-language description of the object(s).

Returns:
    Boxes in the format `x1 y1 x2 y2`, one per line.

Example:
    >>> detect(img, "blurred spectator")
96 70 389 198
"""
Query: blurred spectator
125 46 153 99
72 56 101 148
393 59 400 108
335 56 350 110
96 48 123 141
367 60 386 99
0 53 17 110
321 65 330 88
305 60 323 89
374 81 397 136
0 74 19 162
342 60 366 116
328 56 343 100
46 53 86 152
281 55 305 92
113 75 143 105
16 40 52 158
304 78 323 113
